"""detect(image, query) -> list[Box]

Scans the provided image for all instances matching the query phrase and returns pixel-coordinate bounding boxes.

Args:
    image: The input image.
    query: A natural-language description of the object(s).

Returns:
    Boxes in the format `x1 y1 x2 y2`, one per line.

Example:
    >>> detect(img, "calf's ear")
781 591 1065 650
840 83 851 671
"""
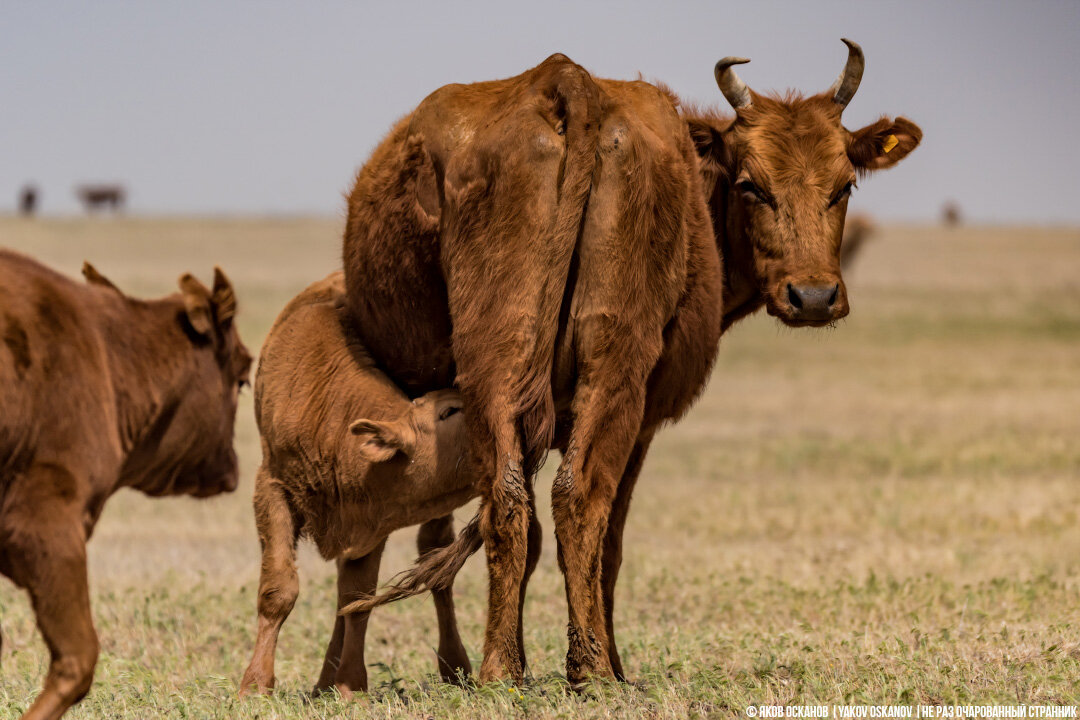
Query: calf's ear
350 419 416 463
82 261 122 293
212 266 237 327
179 273 213 337
848 116 922 172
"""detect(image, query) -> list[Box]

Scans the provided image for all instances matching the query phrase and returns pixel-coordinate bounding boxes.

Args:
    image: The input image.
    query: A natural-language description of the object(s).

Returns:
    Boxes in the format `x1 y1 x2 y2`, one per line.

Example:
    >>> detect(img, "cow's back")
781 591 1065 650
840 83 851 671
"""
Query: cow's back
342 54 601 406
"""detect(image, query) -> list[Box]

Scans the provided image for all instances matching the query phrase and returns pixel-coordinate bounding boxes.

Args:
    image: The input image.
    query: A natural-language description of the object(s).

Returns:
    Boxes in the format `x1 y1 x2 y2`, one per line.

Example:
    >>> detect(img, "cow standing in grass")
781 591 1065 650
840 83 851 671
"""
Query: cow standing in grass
342 42 920 685
0 252 251 720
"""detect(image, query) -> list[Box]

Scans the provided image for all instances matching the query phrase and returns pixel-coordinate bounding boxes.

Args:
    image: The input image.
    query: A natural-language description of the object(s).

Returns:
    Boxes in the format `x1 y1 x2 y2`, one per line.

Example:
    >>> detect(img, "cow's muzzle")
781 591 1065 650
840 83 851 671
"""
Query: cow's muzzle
778 281 849 326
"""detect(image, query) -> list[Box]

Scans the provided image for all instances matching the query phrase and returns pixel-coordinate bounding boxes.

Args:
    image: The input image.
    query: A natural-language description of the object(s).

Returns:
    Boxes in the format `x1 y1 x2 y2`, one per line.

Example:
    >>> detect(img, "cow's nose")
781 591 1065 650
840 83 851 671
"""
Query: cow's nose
787 282 840 322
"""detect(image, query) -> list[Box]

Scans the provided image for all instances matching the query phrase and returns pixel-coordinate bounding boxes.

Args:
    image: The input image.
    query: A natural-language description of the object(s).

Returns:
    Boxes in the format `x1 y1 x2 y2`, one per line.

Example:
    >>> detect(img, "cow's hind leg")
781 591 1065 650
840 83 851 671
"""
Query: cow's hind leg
476 437 533 683
552 372 646 686
332 542 385 698
417 515 471 683
240 470 300 695
4 468 99 720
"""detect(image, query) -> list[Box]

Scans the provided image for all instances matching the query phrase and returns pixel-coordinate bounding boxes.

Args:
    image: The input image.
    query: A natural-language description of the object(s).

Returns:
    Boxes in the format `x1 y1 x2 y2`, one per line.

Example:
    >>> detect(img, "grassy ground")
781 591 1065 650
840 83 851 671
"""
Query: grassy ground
0 217 1078 718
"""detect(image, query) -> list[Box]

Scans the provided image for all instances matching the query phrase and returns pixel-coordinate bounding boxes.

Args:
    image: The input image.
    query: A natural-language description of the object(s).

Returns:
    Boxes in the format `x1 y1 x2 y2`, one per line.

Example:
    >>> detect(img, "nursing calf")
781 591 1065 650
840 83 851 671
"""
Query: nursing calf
0 250 250 720
239 273 475 697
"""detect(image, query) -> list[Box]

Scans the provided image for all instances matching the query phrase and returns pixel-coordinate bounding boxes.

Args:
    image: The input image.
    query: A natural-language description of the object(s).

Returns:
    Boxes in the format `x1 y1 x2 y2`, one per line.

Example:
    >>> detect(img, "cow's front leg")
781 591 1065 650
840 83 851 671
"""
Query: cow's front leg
599 431 654 682
313 614 345 693
3 492 98 720
418 515 472 683
240 471 299 695
333 542 385 698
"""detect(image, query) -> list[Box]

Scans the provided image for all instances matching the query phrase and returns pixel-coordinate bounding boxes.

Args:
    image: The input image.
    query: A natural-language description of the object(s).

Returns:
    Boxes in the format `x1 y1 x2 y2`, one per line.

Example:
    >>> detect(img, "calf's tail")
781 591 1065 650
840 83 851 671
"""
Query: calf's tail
339 511 484 615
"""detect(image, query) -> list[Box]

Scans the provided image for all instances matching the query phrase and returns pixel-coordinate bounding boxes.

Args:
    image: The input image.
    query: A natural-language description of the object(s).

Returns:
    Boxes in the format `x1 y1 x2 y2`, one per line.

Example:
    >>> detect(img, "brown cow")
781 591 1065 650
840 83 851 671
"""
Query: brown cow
0 250 251 720
341 42 920 685
238 272 476 697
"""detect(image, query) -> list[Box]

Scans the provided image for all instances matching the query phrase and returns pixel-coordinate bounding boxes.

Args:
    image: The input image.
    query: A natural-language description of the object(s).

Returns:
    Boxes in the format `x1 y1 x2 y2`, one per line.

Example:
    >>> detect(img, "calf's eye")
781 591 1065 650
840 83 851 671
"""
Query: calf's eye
439 406 461 421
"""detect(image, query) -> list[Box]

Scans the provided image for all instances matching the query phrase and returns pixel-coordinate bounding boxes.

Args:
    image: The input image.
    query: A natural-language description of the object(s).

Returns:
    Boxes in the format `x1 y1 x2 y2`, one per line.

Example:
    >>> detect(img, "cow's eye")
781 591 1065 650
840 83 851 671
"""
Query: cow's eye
830 181 855 208
737 179 771 206
438 406 461 421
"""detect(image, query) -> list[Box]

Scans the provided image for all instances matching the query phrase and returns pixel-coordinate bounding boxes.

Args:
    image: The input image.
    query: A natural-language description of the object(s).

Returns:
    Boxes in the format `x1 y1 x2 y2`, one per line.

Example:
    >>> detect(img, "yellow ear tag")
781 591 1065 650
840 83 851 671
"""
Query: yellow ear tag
883 134 899 154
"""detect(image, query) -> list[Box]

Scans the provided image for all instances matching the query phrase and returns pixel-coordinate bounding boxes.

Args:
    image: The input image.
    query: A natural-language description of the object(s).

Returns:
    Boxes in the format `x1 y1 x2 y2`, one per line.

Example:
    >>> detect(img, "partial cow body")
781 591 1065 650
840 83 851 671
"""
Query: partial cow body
342 54 722 684
239 273 475 697
0 250 250 720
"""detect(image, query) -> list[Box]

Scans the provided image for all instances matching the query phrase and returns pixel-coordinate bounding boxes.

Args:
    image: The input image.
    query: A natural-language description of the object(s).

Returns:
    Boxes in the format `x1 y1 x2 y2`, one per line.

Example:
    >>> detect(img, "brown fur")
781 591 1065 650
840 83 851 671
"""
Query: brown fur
238 273 478 697
340 52 921 685
0 249 250 720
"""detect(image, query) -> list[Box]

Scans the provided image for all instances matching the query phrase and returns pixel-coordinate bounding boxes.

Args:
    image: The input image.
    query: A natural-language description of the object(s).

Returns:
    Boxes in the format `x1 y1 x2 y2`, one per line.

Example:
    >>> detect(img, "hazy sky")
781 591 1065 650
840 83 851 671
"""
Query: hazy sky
3 1 1078 223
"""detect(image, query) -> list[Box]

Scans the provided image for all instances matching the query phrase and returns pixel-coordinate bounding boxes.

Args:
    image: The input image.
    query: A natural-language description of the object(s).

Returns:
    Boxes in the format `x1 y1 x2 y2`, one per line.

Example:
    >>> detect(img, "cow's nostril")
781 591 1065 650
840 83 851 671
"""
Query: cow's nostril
827 284 839 307
787 283 802 309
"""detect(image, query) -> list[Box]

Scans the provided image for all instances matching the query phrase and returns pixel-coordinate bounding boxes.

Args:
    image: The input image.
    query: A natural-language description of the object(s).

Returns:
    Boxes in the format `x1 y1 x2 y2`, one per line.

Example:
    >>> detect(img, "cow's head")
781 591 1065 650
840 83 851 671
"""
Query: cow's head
161 268 251 497
690 40 921 326
349 389 465 480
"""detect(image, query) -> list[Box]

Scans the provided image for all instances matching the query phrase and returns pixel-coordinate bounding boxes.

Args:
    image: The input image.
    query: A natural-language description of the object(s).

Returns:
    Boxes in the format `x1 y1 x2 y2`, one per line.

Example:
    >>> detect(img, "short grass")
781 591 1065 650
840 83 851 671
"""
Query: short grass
1 217 1078 718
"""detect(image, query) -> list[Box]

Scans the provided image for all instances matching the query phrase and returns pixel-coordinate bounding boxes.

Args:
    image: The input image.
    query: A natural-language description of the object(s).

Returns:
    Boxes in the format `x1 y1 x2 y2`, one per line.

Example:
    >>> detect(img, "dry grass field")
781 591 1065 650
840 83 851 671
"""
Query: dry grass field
1 216 1078 718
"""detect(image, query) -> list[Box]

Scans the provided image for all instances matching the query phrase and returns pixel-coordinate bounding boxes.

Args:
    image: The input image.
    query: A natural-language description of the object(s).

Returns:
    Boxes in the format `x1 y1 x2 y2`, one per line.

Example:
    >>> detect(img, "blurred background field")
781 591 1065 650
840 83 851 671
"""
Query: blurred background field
0 217 1078 718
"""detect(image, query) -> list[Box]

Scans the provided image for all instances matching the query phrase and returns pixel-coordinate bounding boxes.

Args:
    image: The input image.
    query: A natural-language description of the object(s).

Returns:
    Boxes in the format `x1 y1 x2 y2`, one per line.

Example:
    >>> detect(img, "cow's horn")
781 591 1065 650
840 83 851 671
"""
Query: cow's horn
715 57 752 110
828 38 865 109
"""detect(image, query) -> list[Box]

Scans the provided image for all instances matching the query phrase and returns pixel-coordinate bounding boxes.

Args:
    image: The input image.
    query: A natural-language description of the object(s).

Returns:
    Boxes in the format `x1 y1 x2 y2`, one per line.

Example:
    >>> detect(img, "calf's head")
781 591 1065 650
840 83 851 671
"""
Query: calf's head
691 40 921 326
144 268 251 497
349 389 465 478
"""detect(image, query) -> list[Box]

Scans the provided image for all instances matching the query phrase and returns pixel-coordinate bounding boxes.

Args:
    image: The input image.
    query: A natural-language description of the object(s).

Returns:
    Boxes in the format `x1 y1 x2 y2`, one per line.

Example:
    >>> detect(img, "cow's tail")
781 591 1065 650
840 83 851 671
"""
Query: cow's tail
339 510 484 615
515 54 601 473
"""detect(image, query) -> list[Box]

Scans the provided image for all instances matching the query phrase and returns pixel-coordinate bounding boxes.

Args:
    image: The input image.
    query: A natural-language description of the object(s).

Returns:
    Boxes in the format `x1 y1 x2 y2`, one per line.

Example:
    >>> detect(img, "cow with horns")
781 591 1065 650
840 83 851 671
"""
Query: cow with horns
339 40 921 687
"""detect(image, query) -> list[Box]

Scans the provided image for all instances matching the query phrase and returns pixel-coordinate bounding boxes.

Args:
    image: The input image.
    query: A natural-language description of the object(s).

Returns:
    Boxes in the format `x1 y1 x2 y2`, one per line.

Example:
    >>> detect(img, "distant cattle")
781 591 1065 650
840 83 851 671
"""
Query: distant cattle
942 201 962 227
0 251 251 720
75 185 125 214
238 273 475 697
19 186 38 217
341 43 921 685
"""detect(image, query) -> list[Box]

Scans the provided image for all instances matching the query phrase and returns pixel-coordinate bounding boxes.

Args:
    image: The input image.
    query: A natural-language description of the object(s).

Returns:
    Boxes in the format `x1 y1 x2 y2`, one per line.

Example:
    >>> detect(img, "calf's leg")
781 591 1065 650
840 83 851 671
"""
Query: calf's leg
332 542 385 697
240 472 299 695
3 487 98 720
417 515 471 683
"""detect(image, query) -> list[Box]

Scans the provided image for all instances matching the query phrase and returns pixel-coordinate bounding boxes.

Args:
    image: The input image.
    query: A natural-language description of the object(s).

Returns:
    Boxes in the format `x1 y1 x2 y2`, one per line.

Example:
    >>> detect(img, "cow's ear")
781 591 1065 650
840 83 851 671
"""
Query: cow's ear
686 117 730 196
848 116 921 173
211 266 237 327
82 261 122 294
179 273 213 337
350 418 416 463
